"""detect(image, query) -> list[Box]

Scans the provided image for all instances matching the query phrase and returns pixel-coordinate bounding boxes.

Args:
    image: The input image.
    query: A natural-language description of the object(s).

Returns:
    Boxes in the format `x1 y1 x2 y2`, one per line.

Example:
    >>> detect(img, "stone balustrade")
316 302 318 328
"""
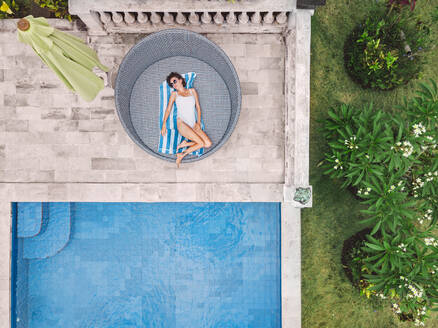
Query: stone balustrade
68 0 296 34
94 11 290 34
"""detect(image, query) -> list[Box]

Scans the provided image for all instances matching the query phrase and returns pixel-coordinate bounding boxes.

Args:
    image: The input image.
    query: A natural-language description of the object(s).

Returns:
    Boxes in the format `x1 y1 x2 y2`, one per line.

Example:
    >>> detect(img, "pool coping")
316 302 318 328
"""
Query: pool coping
0 182 301 328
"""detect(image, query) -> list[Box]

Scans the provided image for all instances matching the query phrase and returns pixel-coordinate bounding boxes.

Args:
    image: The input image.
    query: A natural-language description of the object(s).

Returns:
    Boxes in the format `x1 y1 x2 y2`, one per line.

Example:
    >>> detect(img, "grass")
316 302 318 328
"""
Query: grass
302 0 438 327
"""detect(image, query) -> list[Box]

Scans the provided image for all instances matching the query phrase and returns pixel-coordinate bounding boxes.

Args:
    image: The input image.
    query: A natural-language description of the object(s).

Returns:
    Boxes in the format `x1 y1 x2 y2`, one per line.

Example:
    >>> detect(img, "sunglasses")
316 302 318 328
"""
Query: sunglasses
170 79 178 86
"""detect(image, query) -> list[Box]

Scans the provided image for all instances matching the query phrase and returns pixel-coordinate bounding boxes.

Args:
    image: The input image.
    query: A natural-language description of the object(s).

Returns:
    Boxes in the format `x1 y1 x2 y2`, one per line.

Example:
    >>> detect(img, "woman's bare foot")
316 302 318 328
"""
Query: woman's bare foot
177 140 190 151
176 153 185 168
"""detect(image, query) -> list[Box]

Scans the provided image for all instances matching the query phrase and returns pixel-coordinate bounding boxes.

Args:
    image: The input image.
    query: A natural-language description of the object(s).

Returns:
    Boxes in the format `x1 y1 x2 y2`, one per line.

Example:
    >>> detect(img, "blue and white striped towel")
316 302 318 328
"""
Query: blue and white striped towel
158 72 205 156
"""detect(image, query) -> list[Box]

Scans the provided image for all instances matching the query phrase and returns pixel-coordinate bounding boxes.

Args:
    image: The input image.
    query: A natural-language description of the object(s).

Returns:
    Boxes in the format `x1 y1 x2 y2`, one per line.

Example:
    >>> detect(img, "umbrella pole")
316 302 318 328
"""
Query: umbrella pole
17 18 30 31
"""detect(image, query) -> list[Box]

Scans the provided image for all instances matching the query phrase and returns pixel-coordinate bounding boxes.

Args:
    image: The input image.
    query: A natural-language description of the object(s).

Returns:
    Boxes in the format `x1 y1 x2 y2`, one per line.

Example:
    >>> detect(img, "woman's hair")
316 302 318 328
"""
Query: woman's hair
166 72 186 88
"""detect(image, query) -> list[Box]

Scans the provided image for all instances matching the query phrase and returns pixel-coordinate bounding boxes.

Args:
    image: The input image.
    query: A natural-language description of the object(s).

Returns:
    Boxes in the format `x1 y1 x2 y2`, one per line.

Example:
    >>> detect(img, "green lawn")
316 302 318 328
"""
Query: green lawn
302 0 438 327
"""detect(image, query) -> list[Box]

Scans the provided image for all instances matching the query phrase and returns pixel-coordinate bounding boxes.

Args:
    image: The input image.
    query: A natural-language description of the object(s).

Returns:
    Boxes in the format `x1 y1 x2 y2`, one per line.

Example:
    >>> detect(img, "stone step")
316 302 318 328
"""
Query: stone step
17 202 43 238
22 203 71 260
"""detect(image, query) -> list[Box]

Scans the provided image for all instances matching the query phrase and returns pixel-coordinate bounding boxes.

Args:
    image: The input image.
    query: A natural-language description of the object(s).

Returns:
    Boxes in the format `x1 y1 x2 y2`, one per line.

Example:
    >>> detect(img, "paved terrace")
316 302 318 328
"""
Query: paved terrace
0 9 310 327
1 21 286 187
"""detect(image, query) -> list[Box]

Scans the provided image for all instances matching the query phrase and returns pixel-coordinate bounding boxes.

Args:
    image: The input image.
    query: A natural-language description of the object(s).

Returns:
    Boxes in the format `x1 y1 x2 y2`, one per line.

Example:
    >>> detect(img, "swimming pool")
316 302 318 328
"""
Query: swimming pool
11 202 281 327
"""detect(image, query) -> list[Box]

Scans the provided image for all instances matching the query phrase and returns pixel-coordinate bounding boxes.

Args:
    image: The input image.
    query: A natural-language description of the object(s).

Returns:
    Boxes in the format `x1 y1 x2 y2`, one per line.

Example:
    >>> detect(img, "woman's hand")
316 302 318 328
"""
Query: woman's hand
194 122 201 130
161 125 167 136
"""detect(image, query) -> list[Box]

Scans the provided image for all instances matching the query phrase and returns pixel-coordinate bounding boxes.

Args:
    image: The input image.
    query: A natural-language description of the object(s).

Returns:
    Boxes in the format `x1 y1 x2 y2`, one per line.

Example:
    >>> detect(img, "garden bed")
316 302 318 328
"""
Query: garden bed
341 227 372 286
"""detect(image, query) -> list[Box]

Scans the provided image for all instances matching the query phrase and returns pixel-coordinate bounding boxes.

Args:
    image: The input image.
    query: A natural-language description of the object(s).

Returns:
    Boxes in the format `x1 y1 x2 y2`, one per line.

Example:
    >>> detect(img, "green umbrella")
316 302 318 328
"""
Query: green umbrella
17 15 109 102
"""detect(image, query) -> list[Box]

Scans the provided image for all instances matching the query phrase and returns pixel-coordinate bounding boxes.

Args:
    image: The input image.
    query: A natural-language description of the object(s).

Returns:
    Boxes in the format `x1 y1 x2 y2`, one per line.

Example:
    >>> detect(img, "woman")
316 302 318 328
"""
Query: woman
161 72 212 167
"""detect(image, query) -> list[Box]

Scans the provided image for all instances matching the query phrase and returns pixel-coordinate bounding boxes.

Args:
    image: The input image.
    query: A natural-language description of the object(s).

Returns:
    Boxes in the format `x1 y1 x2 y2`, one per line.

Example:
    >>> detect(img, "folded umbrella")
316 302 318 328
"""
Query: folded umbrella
17 15 109 102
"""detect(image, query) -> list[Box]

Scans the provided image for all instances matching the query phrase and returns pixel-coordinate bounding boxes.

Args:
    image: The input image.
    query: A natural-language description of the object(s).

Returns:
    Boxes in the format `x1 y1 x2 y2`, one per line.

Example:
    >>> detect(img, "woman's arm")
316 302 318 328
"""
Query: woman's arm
161 92 176 136
192 88 202 125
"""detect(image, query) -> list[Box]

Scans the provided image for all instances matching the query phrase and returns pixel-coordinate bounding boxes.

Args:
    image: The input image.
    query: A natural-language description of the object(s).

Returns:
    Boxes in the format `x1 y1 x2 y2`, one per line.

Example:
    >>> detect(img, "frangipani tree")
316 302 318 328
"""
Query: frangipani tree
322 80 438 325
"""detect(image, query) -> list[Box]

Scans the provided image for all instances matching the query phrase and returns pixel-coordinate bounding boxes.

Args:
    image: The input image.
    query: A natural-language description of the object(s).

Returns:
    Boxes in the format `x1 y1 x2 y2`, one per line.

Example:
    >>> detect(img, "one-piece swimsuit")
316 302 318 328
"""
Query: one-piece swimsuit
175 89 196 128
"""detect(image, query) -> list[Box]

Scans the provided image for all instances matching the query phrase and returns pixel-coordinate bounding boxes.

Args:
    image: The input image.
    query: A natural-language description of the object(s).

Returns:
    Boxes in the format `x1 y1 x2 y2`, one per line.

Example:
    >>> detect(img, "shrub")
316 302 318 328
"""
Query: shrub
322 80 438 325
344 7 430 90
33 0 70 21
0 0 18 18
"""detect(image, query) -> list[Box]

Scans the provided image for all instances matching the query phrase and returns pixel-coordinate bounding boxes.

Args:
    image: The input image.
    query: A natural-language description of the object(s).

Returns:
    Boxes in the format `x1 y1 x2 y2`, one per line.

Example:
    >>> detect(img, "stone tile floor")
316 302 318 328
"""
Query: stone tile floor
0 20 285 185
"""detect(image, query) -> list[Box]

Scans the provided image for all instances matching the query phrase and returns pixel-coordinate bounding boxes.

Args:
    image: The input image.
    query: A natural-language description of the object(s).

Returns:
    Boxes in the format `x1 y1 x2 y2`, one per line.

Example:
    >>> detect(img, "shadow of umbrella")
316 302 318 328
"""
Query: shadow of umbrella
17 15 109 102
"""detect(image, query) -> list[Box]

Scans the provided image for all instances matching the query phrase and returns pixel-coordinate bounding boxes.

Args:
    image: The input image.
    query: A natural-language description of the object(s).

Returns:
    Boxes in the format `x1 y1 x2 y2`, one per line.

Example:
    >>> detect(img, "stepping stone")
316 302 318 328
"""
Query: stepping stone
23 203 71 260
17 202 42 238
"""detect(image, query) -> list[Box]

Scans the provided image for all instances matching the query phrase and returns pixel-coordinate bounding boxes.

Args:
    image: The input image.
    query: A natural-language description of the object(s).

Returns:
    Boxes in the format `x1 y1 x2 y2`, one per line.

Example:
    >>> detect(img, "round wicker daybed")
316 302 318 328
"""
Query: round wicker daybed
114 29 241 163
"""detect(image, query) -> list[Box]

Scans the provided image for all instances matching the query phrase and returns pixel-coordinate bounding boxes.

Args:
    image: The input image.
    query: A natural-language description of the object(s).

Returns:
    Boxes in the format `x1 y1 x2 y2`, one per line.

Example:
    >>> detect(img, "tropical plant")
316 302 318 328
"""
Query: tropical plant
344 6 430 90
33 0 70 21
322 80 438 325
0 0 18 18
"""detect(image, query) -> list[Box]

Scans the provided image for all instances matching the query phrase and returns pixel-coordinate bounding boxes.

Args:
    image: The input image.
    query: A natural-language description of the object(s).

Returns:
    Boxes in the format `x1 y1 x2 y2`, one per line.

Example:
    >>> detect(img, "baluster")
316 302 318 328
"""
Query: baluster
137 12 148 24
251 12 261 24
111 12 124 25
214 12 224 25
124 12 135 24
176 12 186 24
226 12 236 24
275 12 287 24
263 12 274 24
163 12 174 24
238 12 249 25
99 12 113 25
189 12 200 25
150 12 161 24
201 12 212 24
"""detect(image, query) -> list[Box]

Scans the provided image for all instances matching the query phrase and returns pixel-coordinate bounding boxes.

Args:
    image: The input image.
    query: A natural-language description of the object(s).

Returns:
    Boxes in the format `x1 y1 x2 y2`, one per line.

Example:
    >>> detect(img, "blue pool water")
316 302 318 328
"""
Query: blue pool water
12 202 281 328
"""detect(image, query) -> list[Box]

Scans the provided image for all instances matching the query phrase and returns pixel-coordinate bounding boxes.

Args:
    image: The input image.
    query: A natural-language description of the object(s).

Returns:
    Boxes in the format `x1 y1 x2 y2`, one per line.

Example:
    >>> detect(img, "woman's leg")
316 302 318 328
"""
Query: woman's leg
176 119 204 166
193 124 212 148
177 140 196 150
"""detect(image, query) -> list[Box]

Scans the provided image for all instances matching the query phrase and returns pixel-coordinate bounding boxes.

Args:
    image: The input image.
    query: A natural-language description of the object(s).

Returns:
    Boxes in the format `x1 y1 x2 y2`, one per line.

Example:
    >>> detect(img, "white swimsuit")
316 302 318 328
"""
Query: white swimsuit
175 89 196 128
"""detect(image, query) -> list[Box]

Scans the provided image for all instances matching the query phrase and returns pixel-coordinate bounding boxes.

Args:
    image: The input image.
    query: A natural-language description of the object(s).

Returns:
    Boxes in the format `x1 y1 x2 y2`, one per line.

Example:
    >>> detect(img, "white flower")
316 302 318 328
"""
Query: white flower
399 140 413 157
398 243 407 252
425 237 438 247
345 136 358 150
412 122 426 137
